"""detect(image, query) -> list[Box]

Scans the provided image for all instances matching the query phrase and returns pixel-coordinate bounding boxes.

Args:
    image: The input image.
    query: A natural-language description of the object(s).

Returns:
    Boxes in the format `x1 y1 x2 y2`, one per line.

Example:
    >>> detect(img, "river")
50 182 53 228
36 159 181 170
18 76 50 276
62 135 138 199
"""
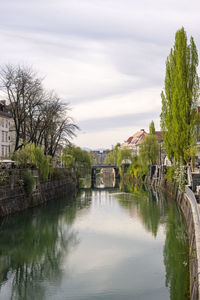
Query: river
0 179 189 300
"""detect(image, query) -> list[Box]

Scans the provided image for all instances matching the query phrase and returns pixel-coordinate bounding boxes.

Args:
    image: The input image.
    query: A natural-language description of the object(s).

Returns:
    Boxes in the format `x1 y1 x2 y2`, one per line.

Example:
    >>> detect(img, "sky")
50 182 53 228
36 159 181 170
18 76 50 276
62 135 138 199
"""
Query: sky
0 0 200 149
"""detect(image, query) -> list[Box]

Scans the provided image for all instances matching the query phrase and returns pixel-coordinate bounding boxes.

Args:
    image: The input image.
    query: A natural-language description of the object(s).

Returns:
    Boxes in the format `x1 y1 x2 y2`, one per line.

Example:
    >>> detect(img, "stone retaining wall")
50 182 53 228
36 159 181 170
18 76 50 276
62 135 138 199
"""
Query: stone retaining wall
0 169 77 217
159 178 200 300
177 189 200 300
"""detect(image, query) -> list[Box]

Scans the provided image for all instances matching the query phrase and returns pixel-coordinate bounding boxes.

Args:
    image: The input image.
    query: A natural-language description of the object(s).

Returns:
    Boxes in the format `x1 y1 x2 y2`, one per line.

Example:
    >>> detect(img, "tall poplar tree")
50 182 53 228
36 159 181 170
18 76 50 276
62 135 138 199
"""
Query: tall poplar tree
149 120 156 135
160 27 199 164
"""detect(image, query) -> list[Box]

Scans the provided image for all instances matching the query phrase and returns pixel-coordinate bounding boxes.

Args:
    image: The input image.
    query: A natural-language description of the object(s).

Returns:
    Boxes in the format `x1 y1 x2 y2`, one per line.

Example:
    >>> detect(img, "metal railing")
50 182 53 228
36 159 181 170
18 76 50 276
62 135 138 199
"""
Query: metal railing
185 185 200 227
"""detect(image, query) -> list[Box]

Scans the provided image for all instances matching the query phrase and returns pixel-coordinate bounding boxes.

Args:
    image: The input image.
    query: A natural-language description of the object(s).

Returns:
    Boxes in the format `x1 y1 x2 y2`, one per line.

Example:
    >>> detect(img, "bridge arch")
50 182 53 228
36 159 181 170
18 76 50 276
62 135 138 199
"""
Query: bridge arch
91 164 119 187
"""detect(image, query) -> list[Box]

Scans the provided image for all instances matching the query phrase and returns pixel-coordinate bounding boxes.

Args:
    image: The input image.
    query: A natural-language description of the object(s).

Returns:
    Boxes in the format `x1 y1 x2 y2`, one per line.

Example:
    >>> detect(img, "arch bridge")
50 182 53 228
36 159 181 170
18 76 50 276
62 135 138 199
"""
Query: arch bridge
91 164 119 184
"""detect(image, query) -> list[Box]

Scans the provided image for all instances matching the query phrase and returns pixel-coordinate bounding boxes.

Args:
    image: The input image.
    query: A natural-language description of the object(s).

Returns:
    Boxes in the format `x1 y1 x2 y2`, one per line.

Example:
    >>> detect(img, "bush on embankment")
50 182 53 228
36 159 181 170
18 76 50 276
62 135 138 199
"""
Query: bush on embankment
23 171 35 195
164 165 187 191
12 143 52 181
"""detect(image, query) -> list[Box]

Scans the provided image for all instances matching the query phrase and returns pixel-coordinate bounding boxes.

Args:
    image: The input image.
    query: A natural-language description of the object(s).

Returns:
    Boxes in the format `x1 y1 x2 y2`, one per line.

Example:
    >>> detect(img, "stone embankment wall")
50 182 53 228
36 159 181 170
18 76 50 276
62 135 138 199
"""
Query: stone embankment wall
0 169 77 217
157 175 200 300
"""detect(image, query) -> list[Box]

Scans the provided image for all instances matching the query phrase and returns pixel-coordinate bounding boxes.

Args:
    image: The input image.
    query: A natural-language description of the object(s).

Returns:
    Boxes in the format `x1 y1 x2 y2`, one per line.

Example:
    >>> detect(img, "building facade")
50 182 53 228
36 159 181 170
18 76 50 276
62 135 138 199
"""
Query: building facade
0 101 12 159
120 129 148 155
121 129 165 164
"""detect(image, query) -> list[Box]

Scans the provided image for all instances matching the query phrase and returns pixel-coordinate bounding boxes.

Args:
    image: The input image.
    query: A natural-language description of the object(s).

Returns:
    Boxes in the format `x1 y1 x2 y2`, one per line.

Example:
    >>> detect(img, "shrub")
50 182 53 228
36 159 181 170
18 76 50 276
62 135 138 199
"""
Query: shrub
174 166 187 191
23 171 35 195
165 166 175 182
51 168 66 180
13 143 51 181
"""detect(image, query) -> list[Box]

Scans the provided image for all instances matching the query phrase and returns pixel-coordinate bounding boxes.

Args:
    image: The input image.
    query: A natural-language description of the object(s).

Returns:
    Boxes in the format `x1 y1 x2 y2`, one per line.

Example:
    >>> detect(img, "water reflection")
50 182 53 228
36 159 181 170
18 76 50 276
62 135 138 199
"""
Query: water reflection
117 185 165 237
0 194 92 300
163 200 189 299
94 171 118 189
118 183 189 300
0 182 189 300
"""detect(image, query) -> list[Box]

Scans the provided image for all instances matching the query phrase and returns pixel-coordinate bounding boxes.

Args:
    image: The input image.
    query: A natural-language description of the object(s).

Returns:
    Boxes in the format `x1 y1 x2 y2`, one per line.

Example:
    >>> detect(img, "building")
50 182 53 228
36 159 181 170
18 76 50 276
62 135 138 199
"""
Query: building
90 150 110 164
120 129 148 155
121 129 165 164
0 101 12 159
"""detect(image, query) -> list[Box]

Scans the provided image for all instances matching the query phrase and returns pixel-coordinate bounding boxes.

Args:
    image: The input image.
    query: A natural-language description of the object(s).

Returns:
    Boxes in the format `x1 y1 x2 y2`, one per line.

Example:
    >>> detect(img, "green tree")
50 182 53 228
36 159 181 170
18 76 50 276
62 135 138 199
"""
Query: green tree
61 154 75 168
113 143 121 164
117 148 132 167
12 143 50 180
140 135 159 165
106 151 114 164
139 121 159 165
62 145 91 174
106 143 121 164
149 120 156 135
128 154 148 182
160 27 199 164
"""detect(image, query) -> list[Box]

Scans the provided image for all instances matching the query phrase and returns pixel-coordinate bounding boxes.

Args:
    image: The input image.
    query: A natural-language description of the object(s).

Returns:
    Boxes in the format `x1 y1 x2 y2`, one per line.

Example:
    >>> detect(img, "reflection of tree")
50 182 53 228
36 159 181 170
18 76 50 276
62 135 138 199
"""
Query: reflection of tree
118 184 189 300
118 185 164 237
0 192 92 300
163 197 189 300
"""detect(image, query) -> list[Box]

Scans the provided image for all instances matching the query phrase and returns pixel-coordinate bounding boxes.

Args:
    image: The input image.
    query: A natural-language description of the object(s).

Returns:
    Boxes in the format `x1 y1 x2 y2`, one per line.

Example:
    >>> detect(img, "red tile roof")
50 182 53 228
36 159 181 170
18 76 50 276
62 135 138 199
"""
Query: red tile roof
129 129 148 146
126 136 133 143
124 130 163 146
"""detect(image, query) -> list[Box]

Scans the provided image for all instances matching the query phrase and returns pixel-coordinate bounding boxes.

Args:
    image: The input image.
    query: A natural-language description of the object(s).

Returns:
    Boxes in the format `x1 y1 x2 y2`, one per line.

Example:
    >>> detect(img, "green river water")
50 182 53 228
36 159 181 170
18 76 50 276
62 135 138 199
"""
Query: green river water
0 179 189 300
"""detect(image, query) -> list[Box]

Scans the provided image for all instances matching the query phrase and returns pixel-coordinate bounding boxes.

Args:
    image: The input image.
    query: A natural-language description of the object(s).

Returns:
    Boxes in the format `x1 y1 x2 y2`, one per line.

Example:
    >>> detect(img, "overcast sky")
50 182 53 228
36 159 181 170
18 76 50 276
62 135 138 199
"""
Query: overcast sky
0 0 200 149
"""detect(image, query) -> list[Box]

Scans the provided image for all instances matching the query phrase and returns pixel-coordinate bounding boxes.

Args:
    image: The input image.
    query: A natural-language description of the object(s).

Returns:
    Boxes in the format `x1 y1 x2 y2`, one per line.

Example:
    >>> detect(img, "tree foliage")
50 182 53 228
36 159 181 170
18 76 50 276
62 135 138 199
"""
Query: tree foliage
23 171 35 195
160 27 199 164
117 148 132 167
60 154 75 168
149 120 156 135
106 143 120 164
127 121 159 182
140 135 159 165
62 145 91 174
128 155 148 182
12 143 51 180
139 121 159 165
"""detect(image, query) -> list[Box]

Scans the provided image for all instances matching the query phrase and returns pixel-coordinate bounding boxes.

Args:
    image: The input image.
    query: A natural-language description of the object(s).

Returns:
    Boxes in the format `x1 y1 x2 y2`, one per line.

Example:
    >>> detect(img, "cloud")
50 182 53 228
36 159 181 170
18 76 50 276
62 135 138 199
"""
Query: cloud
77 111 160 133
72 121 160 149
71 88 161 121
0 0 200 148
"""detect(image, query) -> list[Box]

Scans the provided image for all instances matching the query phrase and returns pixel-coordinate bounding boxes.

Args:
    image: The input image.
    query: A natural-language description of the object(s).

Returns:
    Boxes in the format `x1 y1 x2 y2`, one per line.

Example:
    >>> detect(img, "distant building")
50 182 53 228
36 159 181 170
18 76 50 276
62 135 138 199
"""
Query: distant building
0 101 12 159
90 150 110 164
120 129 148 155
121 129 165 164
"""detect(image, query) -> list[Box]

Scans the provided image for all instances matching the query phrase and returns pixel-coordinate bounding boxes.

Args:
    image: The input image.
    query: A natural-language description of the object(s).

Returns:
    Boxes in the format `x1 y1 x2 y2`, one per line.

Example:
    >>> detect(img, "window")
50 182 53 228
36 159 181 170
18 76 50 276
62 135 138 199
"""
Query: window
5 132 8 142
2 146 4 157
2 131 4 142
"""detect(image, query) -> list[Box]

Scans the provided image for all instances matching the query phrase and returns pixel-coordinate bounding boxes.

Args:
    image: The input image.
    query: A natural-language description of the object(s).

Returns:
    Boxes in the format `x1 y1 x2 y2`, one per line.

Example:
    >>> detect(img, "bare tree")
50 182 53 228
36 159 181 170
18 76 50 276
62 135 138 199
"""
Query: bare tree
0 64 44 150
0 64 78 156
39 96 78 156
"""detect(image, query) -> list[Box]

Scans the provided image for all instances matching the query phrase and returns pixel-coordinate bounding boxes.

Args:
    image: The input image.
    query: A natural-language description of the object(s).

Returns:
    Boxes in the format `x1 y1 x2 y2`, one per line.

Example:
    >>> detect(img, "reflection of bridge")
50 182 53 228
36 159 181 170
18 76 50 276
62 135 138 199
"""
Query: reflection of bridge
91 187 119 191
91 164 119 187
